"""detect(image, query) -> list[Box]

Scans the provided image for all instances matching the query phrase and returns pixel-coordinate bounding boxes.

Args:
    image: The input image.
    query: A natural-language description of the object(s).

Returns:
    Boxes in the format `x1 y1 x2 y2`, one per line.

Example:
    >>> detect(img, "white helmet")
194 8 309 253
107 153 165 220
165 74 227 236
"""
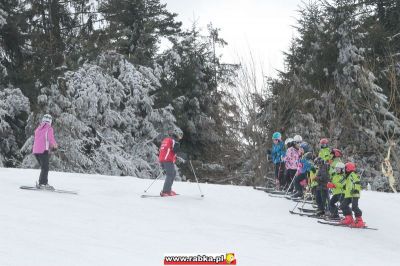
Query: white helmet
335 162 345 169
285 138 294 145
293 135 302 143
169 128 183 139
42 114 52 124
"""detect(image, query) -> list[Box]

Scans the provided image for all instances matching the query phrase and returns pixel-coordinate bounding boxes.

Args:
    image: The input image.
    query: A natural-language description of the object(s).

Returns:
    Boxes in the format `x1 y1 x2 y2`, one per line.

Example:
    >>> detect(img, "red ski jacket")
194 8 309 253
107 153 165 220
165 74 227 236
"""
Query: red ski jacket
158 137 179 163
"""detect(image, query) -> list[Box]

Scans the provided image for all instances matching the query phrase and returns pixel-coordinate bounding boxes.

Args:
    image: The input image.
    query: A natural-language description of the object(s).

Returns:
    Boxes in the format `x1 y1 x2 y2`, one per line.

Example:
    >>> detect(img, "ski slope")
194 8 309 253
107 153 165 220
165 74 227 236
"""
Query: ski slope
1 167 399 266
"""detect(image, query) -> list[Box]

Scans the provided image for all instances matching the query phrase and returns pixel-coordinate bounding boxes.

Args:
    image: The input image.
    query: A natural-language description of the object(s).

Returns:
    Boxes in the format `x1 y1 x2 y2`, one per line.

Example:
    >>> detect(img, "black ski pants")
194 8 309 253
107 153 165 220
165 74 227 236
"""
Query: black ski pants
274 162 285 188
285 169 297 191
340 197 362 217
35 151 49 185
316 187 328 212
329 193 344 216
161 162 176 193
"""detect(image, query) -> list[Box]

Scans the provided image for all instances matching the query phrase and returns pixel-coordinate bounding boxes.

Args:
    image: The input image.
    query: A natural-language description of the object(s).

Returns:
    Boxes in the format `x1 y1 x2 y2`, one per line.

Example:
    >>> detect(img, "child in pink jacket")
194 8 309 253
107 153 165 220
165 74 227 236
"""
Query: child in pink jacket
32 114 58 189
284 139 301 191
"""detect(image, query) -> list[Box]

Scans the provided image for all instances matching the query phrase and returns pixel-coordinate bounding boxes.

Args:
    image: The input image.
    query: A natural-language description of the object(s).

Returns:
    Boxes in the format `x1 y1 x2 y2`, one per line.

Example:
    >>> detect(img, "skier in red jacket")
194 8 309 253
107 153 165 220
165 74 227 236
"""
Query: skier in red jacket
158 129 183 196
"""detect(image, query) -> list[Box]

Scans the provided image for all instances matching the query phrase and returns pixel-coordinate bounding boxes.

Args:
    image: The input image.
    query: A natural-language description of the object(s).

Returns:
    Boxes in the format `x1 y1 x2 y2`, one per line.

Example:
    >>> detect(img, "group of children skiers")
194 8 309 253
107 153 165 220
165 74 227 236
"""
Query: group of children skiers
270 132 365 228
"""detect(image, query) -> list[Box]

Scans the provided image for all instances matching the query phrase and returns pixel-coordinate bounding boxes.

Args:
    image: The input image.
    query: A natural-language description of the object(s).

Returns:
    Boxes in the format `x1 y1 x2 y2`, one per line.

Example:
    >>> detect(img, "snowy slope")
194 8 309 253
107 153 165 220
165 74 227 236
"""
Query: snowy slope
1 167 399 266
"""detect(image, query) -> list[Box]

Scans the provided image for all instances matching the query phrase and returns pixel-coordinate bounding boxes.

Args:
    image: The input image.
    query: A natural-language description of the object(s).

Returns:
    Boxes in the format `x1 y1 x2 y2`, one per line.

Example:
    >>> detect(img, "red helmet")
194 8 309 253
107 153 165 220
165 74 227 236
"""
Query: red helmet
320 138 329 145
345 162 356 172
331 148 342 158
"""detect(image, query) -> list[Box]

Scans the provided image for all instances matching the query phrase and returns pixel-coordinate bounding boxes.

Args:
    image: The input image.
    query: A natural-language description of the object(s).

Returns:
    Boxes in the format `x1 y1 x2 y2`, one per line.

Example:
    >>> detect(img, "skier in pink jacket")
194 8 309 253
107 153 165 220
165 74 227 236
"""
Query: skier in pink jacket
284 138 301 191
32 114 58 190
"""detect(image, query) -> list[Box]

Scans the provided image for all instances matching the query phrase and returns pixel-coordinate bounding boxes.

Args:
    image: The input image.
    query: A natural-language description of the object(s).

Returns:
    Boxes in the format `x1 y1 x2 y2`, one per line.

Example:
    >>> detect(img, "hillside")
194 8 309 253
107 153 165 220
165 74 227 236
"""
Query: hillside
1 167 399 266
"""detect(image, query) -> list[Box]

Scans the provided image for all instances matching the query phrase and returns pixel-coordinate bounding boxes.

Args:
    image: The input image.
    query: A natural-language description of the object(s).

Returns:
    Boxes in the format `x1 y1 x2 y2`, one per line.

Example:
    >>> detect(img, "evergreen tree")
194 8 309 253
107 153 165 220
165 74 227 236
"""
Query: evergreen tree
99 0 181 65
0 0 27 86
0 1 31 167
156 24 241 183
265 0 400 190
21 52 178 178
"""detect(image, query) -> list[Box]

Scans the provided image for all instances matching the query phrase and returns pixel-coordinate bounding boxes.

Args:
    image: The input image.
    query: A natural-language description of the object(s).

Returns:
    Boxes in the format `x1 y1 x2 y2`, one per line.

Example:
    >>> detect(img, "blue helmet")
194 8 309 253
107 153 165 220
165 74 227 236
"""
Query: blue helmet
300 142 311 153
272 132 282 140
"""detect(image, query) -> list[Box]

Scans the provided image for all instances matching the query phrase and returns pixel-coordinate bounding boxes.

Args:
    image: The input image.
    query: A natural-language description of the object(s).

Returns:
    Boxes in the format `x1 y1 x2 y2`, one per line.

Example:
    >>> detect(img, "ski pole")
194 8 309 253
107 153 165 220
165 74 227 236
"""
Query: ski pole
189 160 205 197
300 193 307 210
285 176 296 195
291 198 300 212
276 163 282 190
144 170 164 193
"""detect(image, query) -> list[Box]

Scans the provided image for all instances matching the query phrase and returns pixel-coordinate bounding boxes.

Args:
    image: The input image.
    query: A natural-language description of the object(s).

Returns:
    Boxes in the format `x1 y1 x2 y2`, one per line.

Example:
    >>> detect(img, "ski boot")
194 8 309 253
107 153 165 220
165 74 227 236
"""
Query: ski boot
351 216 365 228
340 215 354 225
36 182 52 190
160 191 170 197
44 184 55 190
315 210 325 218
328 212 340 220
168 190 178 196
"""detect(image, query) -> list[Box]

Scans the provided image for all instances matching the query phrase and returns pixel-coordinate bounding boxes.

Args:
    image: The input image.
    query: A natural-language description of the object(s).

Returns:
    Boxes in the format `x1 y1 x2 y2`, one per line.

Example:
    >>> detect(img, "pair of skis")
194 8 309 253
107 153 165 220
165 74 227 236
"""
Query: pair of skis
140 193 205 200
289 210 378 230
253 186 277 193
317 220 378 230
141 194 179 198
20 185 78 195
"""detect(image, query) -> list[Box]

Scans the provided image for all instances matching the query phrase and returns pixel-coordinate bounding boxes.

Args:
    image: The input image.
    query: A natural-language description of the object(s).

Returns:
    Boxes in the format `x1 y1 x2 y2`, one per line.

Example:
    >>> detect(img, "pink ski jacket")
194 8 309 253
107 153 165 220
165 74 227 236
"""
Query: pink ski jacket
32 123 57 154
284 147 300 170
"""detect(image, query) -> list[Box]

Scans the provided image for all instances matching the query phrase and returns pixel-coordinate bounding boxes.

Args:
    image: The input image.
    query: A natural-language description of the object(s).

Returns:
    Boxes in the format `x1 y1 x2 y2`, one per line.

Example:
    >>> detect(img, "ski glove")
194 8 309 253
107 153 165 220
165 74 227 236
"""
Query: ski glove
177 157 186 164
327 182 336 189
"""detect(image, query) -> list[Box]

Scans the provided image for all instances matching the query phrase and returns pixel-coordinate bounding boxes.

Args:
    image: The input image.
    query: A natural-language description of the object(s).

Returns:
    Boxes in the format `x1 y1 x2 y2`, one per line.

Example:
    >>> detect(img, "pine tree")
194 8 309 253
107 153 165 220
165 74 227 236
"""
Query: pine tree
15 0 94 100
21 52 177 178
156 24 241 183
266 0 400 190
0 0 27 86
99 0 181 65
0 1 31 167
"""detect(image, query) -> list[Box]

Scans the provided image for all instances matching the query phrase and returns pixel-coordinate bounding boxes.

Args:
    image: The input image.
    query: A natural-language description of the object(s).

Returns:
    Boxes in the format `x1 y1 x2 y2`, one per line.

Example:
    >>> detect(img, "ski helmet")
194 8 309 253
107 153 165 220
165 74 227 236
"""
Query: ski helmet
320 138 329 148
42 114 52 124
169 128 183 139
293 135 302 143
303 152 313 161
320 138 329 145
314 157 323 165
285 138 294 146
335 162 345 172
331 148 342 158
272 132 282 140
345 162 356 173
300 142 311 153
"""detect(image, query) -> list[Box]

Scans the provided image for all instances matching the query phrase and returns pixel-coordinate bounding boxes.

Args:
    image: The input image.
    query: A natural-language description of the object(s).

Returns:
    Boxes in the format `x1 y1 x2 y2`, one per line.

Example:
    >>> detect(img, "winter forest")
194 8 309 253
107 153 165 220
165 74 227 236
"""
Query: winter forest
0 0 399 192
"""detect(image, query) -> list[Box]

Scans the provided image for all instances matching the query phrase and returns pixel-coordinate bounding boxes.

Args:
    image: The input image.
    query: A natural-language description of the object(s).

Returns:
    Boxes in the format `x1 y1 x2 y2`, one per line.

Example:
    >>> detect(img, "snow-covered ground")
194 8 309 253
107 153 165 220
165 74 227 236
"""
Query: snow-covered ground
1 167 399 266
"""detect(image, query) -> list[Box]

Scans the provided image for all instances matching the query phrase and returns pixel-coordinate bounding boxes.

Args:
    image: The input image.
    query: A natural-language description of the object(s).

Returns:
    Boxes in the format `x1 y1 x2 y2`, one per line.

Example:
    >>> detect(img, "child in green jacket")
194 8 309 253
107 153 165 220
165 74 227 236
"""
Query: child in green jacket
340 162 365 228
327 162 346 219
318 138 333 162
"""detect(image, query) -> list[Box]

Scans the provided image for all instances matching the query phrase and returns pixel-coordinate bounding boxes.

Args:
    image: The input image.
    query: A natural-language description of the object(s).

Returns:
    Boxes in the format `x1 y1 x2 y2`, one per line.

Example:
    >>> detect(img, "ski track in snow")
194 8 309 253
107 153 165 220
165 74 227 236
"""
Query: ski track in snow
1 167 400 266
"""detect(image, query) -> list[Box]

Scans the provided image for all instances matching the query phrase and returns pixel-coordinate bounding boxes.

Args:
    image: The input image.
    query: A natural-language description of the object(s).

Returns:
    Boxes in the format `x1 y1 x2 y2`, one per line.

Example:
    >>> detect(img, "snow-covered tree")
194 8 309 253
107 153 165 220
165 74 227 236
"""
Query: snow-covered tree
21 52 178 178
0 4 7 81
264 0 400 191
99 0 181 65
0 3 31 167
0 88 30 167
156 25 242 183
330 1 400 188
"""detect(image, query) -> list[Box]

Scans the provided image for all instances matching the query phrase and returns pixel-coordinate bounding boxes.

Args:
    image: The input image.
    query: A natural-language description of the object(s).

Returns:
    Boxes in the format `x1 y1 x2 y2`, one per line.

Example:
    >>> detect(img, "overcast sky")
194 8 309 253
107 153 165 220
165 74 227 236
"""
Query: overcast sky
162 0 301 78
